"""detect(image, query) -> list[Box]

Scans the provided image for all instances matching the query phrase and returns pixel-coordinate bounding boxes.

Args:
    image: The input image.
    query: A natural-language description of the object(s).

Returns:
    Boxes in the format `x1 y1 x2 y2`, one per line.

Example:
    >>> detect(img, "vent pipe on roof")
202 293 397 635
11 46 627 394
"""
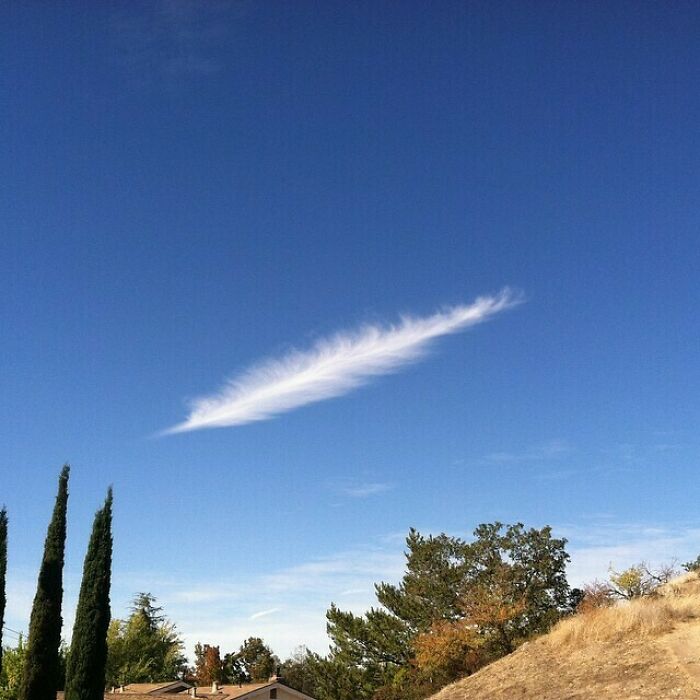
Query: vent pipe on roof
212 682 219 694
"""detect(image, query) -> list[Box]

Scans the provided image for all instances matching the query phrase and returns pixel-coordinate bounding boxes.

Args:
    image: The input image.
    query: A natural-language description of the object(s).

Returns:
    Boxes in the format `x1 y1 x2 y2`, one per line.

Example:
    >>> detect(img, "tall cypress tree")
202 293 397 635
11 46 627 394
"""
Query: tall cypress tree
20 465 70 700
0 506 7 675
65 488 113 700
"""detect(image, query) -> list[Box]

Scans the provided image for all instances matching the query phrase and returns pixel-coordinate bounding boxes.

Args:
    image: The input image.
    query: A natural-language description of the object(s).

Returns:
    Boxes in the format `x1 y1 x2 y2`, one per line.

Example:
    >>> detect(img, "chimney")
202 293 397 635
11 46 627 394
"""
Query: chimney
190 689 197 698
212 682 219 694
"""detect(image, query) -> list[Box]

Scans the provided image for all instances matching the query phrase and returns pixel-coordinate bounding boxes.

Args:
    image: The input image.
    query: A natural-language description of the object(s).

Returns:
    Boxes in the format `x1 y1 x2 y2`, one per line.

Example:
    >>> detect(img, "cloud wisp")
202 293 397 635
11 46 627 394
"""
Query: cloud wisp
164 288 521 434
341 482 393 498
250 607 280 620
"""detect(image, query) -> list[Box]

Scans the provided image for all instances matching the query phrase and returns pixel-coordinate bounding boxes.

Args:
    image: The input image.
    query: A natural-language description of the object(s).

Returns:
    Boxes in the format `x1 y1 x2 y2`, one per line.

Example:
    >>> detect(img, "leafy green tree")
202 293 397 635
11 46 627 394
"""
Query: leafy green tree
20 465 70 700
375 530 471 633
228 638 277 683
0 508 7 676
106 594 186 685
316 530 470 700
0 639 62 700
221 652 245 685
305 653 370 700
0 636 26 700
279 647 318 696
460 523 571 655
315 523 571 700
65 489 113 700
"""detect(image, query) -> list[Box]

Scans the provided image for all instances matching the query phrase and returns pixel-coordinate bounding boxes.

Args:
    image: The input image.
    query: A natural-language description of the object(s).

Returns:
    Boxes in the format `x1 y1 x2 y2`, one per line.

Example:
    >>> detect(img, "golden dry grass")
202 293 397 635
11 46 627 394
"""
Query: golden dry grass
430 572 700 700
548 576 700 647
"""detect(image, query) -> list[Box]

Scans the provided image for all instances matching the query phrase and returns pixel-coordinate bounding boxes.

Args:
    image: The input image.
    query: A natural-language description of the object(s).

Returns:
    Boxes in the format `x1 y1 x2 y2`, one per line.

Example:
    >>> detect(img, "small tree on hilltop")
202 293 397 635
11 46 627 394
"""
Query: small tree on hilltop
607 562 677 600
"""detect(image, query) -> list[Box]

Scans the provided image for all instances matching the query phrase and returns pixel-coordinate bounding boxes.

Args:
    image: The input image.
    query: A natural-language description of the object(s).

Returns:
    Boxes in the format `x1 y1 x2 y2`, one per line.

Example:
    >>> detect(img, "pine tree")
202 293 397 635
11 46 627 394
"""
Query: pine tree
0 506 8 676
65 488 113 700
19 465 70 700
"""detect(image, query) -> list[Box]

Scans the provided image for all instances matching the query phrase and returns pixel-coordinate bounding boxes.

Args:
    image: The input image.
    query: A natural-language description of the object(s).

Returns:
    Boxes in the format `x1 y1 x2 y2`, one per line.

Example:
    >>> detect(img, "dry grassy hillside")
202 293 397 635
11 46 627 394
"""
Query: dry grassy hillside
430 573 700 700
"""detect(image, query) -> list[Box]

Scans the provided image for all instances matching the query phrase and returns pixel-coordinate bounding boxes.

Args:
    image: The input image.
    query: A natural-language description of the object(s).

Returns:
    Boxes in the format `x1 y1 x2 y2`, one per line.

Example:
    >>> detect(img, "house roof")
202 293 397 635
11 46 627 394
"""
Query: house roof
98 680 315 700
184 682 316 700
119 683 193 695
193 685 271 700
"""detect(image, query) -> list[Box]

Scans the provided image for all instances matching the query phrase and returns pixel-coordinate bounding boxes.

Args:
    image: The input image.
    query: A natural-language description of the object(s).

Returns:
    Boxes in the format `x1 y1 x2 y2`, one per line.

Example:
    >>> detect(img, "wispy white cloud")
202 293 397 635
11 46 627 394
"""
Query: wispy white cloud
108 545 405 658
338 481 393 498
9 520 699 661
479 438 571 465
164 289 521 434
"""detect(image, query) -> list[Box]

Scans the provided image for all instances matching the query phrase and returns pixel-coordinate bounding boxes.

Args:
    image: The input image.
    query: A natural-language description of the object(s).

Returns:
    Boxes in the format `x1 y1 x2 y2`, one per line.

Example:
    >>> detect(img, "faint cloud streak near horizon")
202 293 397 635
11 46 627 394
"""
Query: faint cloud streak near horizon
163 288 521 434
341 482 393 498
250 607 280 620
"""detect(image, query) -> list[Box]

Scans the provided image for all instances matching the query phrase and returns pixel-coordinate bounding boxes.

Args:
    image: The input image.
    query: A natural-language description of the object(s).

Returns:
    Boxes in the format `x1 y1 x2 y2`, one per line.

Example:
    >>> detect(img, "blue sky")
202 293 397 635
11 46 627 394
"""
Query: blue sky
2 1 700 657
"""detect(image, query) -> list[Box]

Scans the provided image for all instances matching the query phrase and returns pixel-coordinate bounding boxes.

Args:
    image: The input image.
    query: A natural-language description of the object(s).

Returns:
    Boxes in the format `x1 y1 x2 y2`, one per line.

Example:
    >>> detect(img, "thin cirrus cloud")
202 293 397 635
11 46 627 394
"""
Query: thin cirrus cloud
341 482 393 498
163 288 522 435
249 607 280 620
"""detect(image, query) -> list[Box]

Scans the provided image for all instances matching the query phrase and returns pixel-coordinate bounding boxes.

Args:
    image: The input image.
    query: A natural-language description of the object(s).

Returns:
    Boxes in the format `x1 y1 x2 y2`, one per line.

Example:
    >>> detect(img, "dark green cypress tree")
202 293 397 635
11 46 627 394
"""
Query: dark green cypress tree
20 465 70 700
0 506 7 675
65 488 113 700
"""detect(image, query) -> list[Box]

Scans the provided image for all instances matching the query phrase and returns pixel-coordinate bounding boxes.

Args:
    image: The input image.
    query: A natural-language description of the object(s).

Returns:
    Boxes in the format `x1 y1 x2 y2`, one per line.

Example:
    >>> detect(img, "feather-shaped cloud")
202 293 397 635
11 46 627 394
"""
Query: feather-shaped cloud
163 288 521 434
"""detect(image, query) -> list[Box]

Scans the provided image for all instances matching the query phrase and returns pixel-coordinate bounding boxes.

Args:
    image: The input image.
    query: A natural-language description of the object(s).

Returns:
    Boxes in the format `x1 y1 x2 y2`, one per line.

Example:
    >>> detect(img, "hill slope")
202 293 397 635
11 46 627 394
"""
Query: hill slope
430 573 700 700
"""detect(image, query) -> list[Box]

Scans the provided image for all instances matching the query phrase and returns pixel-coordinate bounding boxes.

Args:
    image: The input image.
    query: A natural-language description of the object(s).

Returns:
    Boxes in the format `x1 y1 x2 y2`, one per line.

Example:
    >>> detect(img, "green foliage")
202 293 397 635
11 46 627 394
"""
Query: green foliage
376 530 470 633
65 489 113 700
224 637 277 683
0 637 26 700
609 566 646 599
294 654 369 700
279 647 318 696
0 507 7 676
310 523 571 700
20 465 70 700
106 593 187 686
220 651 245 685
0 638 65 700
606 562 676 600
462 522 571 654
683 556 700 573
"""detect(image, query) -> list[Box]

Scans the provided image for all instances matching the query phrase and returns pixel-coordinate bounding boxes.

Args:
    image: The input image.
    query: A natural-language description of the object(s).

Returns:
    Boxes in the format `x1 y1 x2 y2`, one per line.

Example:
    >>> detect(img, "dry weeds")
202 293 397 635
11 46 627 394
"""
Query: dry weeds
430 572 700 700
548 583 700 647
